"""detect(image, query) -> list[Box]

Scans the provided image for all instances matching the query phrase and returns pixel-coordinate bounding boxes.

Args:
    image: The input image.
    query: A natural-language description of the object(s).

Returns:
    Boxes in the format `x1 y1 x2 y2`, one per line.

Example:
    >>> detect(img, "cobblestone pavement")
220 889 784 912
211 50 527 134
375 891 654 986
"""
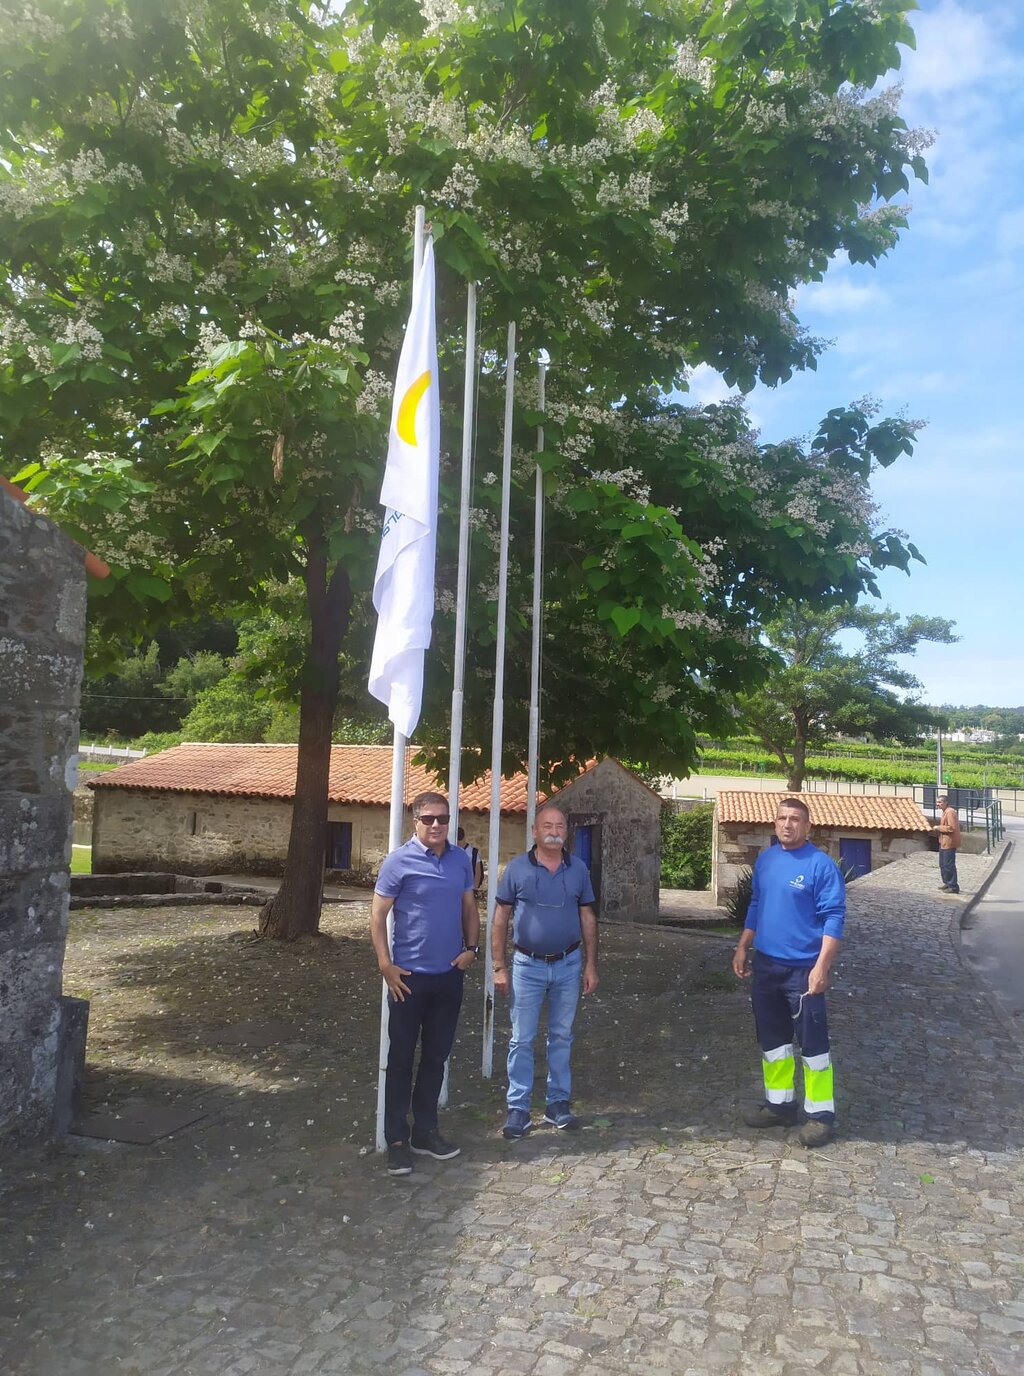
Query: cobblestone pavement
2 847 1022 1375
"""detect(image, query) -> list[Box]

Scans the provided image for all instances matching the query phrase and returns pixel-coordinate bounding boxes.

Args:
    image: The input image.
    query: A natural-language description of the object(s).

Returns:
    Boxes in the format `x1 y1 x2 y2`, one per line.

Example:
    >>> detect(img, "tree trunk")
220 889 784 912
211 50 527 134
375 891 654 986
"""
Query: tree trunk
260 538 351 940
787 716 808 792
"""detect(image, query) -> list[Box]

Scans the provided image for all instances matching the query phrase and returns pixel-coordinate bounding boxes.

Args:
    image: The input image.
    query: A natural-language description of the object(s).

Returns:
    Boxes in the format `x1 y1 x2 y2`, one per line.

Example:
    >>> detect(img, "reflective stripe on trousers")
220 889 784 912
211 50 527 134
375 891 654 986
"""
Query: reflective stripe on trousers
752 952 835 1122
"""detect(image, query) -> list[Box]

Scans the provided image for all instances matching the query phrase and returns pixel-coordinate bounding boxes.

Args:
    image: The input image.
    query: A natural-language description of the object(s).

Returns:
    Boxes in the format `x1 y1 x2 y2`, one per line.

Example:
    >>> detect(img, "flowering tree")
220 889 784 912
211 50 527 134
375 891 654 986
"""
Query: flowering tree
739 603 958 791
0 0 928 936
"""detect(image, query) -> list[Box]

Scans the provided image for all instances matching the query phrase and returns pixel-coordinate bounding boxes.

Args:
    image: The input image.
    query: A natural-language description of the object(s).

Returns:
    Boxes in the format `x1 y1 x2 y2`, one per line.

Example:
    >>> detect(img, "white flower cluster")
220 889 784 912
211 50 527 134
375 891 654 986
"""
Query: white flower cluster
149 249 194 284
0 311 50 371
355 369 392 416
651 683 676 704
652 202 689 244
437 162 480 207
663 606 725 636
351 506 382 532
596 172 653 211
328 305 365 350
66 148 144 189
623 109 665 147
0 145 143 220
194 319 229 361
0 4 60 43
674 39 714 92
588 466 652 505
146 302 188 334
420 0 474 35
435 587 458 613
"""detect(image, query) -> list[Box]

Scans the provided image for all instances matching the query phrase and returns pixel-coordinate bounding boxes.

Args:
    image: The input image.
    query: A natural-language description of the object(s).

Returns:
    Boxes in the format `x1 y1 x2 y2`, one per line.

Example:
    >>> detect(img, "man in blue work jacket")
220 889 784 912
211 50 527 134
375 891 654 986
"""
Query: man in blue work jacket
732 796 845 1148
491 805 599 1140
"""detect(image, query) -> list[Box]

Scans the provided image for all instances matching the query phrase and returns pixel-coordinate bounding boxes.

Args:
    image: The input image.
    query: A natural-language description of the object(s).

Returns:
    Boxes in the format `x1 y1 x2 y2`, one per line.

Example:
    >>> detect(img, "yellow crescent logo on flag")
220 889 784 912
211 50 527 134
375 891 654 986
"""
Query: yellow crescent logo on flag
396 370 432 446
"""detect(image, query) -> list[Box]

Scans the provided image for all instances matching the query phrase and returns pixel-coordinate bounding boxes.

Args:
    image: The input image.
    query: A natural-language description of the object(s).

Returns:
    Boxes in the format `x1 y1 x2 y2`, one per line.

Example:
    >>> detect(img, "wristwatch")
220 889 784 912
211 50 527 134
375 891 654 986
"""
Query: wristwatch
463 945 480 956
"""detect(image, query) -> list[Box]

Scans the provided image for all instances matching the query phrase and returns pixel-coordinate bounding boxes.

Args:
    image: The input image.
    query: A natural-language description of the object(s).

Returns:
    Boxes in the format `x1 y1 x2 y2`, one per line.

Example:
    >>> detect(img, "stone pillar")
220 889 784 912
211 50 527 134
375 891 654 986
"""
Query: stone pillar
0 490 88 1141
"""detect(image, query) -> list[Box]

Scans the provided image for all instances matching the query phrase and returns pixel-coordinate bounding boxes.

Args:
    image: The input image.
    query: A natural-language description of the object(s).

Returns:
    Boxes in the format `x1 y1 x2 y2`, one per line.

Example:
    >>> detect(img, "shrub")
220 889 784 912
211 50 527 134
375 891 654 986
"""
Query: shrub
661 802 713 889
725 866 754 925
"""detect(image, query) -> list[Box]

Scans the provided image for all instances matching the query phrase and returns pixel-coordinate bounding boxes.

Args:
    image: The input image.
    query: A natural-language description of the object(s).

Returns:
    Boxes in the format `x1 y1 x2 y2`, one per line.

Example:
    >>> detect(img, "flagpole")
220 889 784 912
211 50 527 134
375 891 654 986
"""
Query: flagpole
526 357 546 838
376 205 427 1153
448 282 478 831
482 321 516 1079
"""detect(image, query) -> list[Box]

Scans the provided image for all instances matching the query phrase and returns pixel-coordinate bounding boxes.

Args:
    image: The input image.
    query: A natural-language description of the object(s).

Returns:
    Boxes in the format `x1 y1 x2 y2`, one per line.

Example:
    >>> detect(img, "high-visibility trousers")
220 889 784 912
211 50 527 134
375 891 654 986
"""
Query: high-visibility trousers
751 951 835 1123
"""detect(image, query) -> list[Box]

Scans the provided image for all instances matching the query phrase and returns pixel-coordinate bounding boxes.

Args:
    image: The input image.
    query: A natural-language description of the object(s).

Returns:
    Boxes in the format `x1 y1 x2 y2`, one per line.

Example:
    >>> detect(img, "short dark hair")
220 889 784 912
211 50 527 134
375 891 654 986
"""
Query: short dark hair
777 797 810 821
410 790 448 818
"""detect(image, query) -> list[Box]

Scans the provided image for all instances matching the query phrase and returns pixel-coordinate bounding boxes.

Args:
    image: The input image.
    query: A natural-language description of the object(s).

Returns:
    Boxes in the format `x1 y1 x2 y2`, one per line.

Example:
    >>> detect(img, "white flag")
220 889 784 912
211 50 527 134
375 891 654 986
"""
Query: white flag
368 239 440 738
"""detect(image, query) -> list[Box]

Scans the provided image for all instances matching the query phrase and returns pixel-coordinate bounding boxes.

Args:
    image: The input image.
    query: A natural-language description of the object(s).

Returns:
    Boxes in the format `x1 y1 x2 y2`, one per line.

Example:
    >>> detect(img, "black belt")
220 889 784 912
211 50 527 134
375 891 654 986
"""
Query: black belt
513 940 581 963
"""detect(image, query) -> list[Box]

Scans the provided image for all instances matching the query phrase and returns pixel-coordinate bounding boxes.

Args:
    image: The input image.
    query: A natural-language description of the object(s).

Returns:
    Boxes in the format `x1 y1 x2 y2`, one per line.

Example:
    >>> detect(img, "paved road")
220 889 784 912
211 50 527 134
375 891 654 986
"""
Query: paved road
2 847 1023 1375
961 818 1024 1020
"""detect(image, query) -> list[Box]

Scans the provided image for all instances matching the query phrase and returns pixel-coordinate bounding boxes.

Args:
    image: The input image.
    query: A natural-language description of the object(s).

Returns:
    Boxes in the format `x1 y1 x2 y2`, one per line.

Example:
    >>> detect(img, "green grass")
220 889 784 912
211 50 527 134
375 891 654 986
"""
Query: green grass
71 845 92 875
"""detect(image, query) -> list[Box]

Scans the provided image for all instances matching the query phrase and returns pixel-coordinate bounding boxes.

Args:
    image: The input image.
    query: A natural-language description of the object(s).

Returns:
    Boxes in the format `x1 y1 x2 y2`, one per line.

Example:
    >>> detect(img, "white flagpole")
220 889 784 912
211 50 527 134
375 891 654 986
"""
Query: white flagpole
526 358 546 838
448 282 478 831
376 206 427 1153
482 321 516 1078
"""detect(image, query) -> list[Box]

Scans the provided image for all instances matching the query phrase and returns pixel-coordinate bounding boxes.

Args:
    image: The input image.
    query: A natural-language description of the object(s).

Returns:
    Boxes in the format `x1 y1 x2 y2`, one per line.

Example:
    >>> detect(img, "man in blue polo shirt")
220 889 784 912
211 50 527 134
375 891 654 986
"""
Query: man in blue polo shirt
491 805 599 1140
732 796 845 1148
371 791 479 1176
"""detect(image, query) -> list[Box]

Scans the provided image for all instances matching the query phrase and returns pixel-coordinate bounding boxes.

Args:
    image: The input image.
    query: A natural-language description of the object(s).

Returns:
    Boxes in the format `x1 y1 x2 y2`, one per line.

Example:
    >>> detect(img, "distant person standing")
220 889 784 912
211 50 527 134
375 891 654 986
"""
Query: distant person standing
935 793 961 894
457 826 485 897
732 797 845 1148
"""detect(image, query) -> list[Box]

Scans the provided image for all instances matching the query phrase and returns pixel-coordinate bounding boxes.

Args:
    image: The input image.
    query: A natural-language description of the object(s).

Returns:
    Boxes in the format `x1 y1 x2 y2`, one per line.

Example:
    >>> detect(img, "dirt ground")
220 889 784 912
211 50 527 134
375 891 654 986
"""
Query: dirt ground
63 899 743 1154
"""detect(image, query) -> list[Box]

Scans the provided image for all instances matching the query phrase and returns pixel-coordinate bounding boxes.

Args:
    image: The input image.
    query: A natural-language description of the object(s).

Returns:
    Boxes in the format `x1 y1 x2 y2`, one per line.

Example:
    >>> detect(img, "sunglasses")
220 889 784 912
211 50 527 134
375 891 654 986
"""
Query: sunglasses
416 814 450 826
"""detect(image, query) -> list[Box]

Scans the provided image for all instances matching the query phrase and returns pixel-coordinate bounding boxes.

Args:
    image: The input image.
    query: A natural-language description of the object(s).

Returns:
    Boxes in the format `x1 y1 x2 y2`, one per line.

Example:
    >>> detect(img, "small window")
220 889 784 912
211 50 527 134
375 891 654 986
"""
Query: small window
188 810 198 836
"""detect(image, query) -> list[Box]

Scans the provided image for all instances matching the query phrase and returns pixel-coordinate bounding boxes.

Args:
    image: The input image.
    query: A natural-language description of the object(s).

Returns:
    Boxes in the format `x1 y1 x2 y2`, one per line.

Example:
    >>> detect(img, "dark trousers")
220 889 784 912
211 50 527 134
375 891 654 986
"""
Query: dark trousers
384 968 464 1145
939 848 959 892
751 952 834 1123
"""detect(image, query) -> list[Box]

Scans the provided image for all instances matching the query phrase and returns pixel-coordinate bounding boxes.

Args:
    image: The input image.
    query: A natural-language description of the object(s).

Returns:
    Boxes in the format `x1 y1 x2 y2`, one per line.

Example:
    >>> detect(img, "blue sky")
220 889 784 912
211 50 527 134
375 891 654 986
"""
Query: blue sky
689 0 1024 710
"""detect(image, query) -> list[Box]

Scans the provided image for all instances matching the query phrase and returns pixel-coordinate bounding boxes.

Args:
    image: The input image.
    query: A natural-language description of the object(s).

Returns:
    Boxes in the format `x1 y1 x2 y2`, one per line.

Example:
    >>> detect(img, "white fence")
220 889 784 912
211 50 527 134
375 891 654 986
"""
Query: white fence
78 744 146 763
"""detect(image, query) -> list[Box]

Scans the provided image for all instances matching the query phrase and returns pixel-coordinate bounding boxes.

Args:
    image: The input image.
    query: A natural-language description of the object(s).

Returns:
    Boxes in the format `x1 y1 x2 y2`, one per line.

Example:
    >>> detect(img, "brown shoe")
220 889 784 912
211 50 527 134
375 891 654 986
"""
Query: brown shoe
799 1119 834 1149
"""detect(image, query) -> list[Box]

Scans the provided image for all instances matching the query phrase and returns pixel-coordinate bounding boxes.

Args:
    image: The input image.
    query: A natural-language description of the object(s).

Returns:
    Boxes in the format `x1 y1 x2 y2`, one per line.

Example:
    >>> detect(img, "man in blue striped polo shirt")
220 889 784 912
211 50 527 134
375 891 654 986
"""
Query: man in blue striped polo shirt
371 791 479 1176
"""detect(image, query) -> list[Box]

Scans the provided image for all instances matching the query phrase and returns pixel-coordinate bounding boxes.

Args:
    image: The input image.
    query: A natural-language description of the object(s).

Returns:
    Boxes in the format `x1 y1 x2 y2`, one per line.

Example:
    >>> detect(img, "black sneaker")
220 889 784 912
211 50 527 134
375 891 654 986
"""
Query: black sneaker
742 1102 797 1129
387 1141 413 1176
410 1128 461 1160
543 1102 580 1130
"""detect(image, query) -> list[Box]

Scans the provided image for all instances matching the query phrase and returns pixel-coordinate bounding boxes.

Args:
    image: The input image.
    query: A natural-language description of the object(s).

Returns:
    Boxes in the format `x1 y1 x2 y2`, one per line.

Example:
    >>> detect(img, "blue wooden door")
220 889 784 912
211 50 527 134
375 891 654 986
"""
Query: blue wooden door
326 821 352 870
574 824 594 871
838 837 871 881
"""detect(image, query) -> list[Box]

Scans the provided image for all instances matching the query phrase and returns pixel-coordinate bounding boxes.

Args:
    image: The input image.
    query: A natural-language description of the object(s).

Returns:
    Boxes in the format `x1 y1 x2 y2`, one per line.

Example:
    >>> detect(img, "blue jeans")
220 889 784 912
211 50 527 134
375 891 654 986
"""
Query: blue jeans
939 849 959 892
507 947 582 1110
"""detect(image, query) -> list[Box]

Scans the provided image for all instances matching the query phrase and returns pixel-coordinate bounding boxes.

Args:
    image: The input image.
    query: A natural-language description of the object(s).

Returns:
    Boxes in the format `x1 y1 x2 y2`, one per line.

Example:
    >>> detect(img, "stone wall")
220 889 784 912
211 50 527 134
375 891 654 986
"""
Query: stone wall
712 818 931 905
0 492 86 1140
92 788 529 877
550 759 662 923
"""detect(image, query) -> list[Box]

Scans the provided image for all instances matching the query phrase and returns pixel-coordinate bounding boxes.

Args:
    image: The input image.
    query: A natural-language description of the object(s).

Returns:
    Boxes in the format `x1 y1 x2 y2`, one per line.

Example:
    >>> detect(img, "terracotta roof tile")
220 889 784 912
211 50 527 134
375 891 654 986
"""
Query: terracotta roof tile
89 743 531 814
717 791 932 832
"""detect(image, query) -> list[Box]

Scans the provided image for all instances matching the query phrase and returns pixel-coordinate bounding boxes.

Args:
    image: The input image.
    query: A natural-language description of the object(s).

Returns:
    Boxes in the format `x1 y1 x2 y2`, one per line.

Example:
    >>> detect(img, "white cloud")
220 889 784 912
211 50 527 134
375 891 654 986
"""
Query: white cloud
797 276 884 315
684 363 739 408
901 0 1018 100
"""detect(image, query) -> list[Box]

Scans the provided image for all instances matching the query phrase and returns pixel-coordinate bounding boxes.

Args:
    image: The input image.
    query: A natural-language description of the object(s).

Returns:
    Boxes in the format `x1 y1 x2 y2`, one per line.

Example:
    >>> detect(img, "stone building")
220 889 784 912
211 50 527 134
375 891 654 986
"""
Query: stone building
547 758 663 924
712 790 934 905
90 745 662 921
0 482 99 1141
